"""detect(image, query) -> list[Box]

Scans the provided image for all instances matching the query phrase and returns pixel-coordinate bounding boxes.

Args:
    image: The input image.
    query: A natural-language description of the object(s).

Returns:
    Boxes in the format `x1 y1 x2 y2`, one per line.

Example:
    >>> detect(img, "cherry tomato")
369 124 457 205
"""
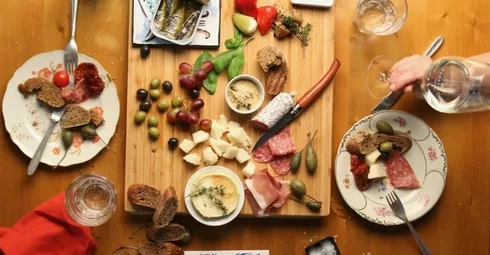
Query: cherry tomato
53 71 70 88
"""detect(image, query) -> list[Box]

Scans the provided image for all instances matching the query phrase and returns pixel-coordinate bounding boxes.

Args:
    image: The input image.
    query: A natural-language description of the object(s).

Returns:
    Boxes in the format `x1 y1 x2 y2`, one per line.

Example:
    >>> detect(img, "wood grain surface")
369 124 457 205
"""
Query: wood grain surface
124 0 334 217
1 0 489 254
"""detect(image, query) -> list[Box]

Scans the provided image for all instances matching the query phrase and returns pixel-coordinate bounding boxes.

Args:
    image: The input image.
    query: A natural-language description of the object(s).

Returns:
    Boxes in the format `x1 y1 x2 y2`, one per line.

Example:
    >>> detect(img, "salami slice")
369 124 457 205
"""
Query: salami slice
268 127 295 156
270 154 293 175
385 151 421 189
252 141 274 163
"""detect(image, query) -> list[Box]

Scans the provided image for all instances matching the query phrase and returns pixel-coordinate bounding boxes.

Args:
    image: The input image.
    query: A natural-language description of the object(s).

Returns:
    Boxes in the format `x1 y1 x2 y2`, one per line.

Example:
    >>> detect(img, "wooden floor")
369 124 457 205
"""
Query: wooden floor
1 0 489 254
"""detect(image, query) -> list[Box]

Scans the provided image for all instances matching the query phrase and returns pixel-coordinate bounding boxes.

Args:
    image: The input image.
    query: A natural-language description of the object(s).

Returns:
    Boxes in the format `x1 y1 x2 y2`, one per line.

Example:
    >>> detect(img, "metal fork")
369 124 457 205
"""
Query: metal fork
64 0 79 74
386 192 432 255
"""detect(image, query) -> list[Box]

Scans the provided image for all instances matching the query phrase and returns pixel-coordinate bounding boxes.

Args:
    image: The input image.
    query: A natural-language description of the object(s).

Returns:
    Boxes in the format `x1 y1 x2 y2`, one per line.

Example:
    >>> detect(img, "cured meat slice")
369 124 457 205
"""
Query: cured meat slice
385 151 421 189
268 127 295 156
245 190 269 217
252 141 274 163
270 154 293 175
61 78 91 103
272 182 291 208
251 92 294 130
244 169 281 211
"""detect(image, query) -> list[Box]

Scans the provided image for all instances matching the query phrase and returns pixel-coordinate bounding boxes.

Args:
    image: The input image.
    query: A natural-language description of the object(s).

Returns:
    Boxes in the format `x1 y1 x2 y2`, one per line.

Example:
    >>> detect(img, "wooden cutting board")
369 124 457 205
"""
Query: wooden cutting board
125 0 335 217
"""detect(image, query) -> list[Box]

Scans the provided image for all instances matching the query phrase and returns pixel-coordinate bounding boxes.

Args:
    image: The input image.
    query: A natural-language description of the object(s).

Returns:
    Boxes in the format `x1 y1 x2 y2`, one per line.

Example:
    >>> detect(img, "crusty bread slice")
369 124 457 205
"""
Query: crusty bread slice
18 77 45 95
372 133 412 153
266 61 288 95
152 186 178 229
256 46 283 72
89 108 105 127
147 223 186 243
346 131 413 155
60 105 91 129
138 242 182 255
36 81 65 108
127 184 162 210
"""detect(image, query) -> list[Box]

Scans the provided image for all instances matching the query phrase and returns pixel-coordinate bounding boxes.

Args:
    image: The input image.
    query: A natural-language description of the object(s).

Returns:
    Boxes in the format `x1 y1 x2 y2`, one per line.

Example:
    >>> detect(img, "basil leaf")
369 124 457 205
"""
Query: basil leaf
227 51 244 80
203 70 218 95
224 29 243 50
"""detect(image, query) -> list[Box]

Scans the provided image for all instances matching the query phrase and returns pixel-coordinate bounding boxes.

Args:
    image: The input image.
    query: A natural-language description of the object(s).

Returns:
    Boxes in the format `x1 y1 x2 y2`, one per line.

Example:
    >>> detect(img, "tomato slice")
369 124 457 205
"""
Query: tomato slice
53 71 70 88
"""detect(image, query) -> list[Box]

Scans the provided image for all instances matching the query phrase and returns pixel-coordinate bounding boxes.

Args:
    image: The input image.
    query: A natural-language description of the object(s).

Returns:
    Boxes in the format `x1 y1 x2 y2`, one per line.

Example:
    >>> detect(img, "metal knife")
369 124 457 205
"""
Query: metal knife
371 36 445 113
251 59 341 152
27 106 67 176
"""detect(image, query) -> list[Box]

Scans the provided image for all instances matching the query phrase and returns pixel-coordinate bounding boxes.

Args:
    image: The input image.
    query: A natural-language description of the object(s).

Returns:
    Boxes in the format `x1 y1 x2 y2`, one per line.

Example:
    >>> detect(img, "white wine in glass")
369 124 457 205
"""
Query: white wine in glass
365 55 395 99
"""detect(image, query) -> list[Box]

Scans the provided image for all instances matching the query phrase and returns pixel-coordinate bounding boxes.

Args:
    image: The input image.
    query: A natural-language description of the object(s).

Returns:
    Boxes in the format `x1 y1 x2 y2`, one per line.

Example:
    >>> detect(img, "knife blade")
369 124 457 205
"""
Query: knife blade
371 36 445 113
252 59 341 152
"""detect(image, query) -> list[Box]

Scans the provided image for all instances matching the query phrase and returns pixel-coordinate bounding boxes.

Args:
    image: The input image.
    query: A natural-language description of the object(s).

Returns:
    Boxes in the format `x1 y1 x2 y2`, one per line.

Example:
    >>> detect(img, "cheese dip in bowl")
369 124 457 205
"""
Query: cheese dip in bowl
225 75 265 114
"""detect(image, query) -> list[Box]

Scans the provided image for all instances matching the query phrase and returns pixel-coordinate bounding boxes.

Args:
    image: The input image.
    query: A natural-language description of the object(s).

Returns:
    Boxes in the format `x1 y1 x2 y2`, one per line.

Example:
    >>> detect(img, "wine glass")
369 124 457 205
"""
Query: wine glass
354 0 408 36
365 55 395 99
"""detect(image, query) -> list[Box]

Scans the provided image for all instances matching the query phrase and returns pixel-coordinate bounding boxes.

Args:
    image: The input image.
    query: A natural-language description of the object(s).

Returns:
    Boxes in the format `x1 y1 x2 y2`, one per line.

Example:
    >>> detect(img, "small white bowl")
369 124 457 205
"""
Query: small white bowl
225 75 265 114
184 166 245 226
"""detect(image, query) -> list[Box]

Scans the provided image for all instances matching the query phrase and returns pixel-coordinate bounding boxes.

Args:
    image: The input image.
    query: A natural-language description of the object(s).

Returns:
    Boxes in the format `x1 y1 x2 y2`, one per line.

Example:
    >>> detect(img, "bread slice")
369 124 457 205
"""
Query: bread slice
36 81 65 108
138 242 182 255
128 184 162 210
346 131 413 155
372 133 412 153
256 46 283 72
18 77 45 95
60 105 91 129
266 61 288 95
147 223 186 243
152 186 178 229
89 108 105 127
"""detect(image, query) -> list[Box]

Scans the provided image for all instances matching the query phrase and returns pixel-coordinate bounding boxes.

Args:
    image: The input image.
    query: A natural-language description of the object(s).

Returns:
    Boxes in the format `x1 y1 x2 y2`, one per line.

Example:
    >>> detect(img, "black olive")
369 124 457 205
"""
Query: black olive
140 45 150 59
162 80 173 94
136 88 148 101
139 100 152 112
167 138 179 150
179 122 190 130
188 88 200 99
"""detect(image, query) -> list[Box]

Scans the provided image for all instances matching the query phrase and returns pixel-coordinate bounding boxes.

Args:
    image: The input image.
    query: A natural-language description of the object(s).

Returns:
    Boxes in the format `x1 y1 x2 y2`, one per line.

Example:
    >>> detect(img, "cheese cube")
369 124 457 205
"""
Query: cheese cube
211 120 226 139
179 139 196 153
192 130 209 144
183 153 201 166
223 146 240 159
215 139 232 155
235 148 251 164
226 121 241 130
368 164 387 179
365 149 381 166
208 137 223 156
218 114 229 127
242 161 256 178
227 127 252 148
203 147 218 165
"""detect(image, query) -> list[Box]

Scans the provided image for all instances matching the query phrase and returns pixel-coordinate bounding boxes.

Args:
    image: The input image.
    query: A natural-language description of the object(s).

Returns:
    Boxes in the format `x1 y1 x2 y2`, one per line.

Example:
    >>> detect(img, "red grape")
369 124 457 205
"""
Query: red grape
179 74 198 90
186 112 200 125
200 61 214 73
195 70 208 81
176 110 188 122
195 78 203 89
199 119 212 131
190 98 205 111
167 108 179 124
179 62 193 74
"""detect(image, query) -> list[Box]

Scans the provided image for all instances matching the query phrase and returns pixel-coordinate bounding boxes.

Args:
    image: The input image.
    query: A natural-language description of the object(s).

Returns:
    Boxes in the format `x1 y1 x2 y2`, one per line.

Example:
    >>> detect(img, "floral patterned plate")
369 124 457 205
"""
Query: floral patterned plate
335 111 447 226
2 50 119 167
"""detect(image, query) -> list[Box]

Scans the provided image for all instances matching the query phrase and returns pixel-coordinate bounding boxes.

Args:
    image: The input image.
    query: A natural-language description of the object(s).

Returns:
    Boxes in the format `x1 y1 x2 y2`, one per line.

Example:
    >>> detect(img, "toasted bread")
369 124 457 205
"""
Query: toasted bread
372 133 412 153
18 77 45 95
36 81 65 108
89 108 105 127
257 46 283 72
266 61 288 95
153 186 178 229
147 223 186 243
60 105 91 129
346 131 413 155
127 184 162 210
138 242 182 255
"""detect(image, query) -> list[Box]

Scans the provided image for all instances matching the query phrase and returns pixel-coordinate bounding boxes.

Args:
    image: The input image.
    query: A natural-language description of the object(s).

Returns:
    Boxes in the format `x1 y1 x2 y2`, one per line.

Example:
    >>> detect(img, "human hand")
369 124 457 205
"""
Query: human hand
389 55 433 92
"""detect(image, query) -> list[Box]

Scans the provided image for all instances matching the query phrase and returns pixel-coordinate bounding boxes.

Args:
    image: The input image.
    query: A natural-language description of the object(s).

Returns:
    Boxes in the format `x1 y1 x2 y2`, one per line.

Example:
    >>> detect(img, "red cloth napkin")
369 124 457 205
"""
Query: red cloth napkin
0 192 97 255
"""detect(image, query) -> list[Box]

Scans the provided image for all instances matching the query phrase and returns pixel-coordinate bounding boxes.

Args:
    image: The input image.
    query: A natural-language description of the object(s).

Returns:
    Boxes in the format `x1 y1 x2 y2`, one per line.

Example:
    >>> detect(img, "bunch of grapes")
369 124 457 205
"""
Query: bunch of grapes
178 61 214 92
167 98 205 129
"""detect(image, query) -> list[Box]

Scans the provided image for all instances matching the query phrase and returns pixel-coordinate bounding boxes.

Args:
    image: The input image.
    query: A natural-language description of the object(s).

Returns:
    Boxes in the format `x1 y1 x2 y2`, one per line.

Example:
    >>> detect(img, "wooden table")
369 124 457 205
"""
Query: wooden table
1 0 489 254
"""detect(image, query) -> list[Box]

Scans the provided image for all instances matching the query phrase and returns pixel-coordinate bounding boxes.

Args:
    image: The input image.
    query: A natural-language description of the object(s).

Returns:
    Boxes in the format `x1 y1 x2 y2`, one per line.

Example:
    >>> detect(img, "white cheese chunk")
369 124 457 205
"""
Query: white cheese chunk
215 139 232 155
365 149 381 166
218 114 229 127
223 146 240 159
179 139 196 153
235 148 251 164
242 161 256 178
368 164 387 179
226 121 241 130
183 153 201 166
211 120 226 139
202 147 218 165
192 130 210 144
227 127 252 148
208 137 223 156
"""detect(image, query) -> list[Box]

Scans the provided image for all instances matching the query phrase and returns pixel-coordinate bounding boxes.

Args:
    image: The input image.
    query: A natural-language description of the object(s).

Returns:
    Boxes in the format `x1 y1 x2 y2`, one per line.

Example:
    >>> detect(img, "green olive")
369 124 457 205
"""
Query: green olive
180 230 191 245
157 100 170 112
306 201 322 212
150 77 161 89
149 89 160 100
171 96 184 108
147 115 158 127
376 121 394 135
290 179 307 197
148 127 160 140
134 111 147 124
380 142 393 152
81 125 97 138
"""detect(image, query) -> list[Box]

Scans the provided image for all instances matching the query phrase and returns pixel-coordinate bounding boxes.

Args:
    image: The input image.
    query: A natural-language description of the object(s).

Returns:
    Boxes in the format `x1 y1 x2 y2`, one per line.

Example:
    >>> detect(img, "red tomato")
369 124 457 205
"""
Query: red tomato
53 71 70 88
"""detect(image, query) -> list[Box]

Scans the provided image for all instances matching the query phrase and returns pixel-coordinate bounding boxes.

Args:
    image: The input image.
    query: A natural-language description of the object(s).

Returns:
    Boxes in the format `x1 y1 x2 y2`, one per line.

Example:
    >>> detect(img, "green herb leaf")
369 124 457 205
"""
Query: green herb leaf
227 51 244 80
194 51 214 70
203 70 218 95
224 29 243 50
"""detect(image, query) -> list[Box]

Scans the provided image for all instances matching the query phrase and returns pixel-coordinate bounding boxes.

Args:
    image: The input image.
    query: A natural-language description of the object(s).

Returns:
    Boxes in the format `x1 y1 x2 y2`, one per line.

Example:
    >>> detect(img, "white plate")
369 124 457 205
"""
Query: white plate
335 111 447 226
184 166 245 226
2 50 120 167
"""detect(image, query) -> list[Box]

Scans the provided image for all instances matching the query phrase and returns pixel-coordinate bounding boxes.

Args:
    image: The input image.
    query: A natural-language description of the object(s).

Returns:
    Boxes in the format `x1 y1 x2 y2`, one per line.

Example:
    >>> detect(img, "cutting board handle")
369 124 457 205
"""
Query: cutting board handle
297 59 341 109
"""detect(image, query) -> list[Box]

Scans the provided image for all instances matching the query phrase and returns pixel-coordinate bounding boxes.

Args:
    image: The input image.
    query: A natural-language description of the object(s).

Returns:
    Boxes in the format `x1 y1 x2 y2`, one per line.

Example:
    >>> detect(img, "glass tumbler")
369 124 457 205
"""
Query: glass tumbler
354 0 408 36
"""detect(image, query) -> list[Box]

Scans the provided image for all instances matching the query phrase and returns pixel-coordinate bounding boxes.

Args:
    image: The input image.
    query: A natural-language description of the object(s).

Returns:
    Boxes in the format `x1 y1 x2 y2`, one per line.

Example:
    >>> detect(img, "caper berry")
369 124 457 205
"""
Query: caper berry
290 179 307 197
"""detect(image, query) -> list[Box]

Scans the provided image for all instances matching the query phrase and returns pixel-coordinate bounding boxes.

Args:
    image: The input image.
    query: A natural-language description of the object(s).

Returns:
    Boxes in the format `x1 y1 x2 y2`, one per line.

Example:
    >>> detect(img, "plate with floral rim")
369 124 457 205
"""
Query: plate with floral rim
2 50 119 167
335 110 447 226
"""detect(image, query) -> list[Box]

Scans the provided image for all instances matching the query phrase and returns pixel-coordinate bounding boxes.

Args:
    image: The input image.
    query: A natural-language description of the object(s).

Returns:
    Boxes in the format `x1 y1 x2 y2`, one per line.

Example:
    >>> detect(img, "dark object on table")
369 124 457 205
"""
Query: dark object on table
140 45 150 59
305 236 341 255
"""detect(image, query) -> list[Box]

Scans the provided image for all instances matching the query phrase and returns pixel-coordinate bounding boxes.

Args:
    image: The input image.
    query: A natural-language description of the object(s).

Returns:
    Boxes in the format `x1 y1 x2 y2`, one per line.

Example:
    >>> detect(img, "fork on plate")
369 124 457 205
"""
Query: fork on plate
386 191 432 255
64 0 79 74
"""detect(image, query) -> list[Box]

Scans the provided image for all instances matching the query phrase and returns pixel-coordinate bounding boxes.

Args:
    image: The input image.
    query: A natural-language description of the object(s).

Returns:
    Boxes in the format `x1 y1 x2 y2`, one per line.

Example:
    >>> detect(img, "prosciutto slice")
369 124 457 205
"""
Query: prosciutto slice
272 182 291 208
385 151 421 189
